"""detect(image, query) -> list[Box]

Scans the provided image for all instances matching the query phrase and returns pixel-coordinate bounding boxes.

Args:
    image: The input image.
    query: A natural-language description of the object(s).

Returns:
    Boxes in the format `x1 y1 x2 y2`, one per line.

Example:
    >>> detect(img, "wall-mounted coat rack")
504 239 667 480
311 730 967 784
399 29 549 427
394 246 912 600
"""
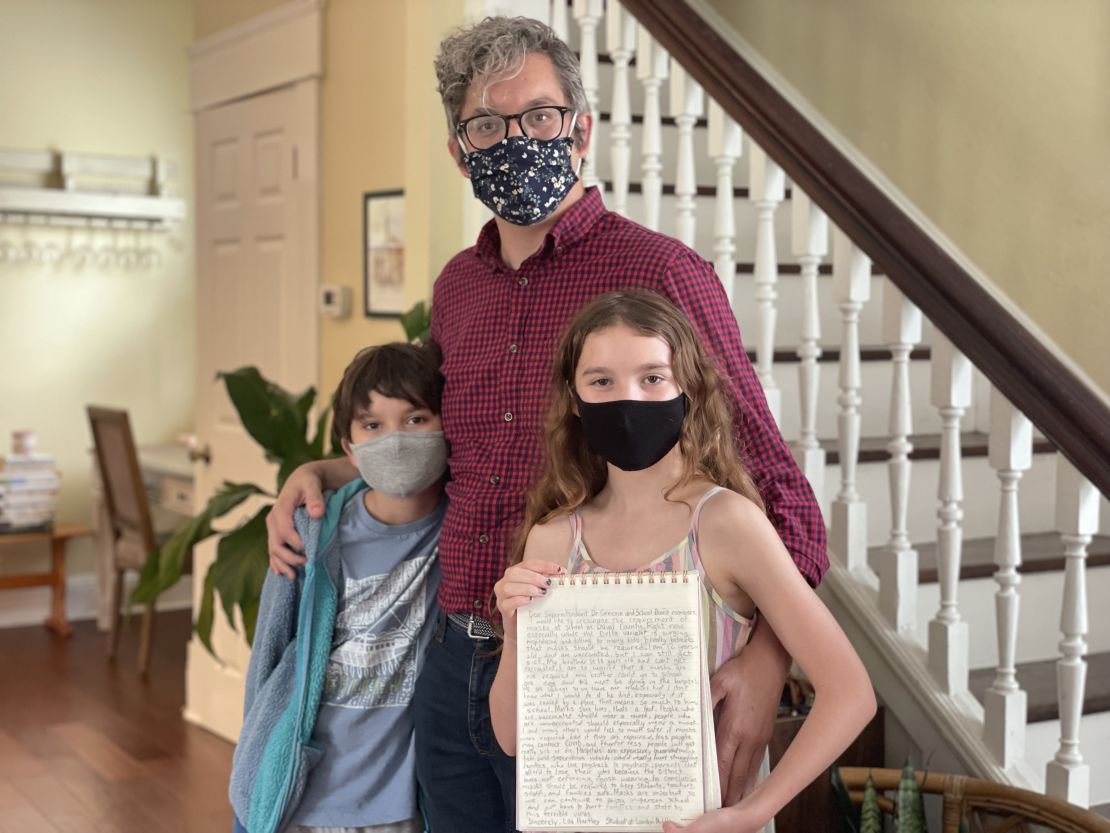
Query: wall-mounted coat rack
0 149 185 229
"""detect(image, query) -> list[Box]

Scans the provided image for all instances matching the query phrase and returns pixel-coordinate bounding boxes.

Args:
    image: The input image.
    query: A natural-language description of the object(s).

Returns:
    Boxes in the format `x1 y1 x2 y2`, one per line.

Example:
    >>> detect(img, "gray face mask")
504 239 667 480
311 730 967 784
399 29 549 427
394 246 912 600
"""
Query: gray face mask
349 431 447 497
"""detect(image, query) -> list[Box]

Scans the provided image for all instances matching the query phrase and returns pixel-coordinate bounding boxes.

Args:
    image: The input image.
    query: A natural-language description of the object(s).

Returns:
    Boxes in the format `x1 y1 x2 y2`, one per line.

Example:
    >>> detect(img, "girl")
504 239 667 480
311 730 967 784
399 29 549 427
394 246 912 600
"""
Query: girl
490 290 876 833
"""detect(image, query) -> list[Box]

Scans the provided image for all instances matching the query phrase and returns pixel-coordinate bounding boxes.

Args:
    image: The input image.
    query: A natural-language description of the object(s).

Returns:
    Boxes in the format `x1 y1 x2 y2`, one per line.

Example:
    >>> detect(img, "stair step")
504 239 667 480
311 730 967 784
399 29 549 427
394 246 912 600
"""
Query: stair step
968 650 1110 723
812 431 1054 466
598 111 709 130
748 346 930 365
868 533 1110 584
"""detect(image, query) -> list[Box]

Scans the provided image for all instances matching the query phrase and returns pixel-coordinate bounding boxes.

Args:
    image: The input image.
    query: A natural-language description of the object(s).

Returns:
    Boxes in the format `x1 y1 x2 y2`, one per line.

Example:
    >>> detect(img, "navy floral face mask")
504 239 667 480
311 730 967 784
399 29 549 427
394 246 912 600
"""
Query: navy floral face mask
463 135 579 226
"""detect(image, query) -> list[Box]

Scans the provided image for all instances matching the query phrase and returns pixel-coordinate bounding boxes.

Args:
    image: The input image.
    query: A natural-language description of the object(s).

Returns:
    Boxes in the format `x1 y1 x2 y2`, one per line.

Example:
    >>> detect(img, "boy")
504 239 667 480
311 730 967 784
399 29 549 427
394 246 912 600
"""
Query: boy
231 342 447 833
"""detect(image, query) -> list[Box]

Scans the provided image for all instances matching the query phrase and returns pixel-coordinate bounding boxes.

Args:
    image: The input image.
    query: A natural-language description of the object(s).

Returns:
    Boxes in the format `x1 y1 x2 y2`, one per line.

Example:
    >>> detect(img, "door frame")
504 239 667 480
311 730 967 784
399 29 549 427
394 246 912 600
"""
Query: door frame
184 0 322 741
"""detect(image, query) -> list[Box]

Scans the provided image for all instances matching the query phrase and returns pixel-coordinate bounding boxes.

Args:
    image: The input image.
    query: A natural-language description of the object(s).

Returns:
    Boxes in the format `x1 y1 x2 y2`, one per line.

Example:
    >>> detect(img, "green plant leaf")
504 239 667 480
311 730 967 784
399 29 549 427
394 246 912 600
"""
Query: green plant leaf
219 367 315 462
292 386 316 426
830 767 860 833
195 566 219 655
241 598 262 645
130 481 267 605
197 505 271 655
277 450 317 493
308 404 333 460
400 300 431 344
896 758 926 833
860 774 882 833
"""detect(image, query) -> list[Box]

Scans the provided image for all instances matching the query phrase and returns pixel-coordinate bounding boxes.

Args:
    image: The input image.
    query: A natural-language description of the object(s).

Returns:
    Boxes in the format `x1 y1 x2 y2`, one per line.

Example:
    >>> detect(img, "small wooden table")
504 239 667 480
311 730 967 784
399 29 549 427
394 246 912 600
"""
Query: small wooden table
0 523 93 636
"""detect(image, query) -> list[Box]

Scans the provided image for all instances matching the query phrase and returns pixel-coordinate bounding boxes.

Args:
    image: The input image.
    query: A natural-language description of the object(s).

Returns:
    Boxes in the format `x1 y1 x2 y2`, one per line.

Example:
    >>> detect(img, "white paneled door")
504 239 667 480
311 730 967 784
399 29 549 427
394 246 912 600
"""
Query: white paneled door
185 82 318 742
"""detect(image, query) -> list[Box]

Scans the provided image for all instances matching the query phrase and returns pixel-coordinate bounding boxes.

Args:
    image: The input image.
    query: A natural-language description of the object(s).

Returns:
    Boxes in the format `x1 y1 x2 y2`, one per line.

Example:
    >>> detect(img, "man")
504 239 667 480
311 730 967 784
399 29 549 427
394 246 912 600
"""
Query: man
267 16 827 833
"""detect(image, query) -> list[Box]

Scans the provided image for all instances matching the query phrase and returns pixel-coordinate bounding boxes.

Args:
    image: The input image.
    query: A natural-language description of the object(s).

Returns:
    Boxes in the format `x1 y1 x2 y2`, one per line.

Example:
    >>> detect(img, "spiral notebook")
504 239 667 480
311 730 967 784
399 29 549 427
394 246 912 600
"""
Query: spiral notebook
515 571 720 832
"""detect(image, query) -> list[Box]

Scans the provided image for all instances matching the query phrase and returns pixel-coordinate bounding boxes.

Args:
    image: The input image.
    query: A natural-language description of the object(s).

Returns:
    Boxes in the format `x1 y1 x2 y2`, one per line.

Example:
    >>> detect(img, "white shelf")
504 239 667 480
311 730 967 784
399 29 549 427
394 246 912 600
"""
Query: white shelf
0 149 185 229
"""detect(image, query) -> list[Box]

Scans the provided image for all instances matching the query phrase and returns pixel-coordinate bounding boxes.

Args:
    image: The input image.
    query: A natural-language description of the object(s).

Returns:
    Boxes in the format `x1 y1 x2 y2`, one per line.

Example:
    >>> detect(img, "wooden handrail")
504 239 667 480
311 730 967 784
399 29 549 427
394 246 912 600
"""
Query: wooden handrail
620 0 1110 497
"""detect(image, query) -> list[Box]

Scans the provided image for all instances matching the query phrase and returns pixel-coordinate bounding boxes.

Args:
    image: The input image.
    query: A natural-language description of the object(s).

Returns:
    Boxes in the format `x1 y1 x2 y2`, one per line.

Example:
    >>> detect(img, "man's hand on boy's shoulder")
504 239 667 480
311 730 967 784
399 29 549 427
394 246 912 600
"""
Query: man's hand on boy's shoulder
267 464 325 578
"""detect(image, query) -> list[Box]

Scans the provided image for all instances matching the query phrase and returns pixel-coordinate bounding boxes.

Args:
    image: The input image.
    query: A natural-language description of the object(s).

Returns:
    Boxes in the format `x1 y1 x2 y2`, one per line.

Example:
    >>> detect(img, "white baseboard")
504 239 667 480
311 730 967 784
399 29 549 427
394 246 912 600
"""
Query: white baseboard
0 572 193 630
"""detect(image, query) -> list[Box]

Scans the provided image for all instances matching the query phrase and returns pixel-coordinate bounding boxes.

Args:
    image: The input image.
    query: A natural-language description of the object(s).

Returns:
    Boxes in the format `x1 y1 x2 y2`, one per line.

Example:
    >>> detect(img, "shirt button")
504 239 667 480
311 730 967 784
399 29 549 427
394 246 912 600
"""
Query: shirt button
508 343 519 354
518 276 528 287
489 474 500 485
479 534 489 544
473 600 483 609
503 412 513 422
555 246 564 255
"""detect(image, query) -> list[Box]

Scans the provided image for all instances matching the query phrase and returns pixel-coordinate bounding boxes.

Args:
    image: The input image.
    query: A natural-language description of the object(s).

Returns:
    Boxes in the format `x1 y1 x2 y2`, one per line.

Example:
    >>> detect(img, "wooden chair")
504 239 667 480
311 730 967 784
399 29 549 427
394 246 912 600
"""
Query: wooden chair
837 766 1110 833
87 406 159 674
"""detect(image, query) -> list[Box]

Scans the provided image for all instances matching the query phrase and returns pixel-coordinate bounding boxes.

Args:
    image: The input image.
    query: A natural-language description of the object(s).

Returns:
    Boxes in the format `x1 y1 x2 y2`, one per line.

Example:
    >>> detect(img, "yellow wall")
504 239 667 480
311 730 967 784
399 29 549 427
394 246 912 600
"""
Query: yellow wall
318 0 468 399
706 0 1110 395
0 0 195 576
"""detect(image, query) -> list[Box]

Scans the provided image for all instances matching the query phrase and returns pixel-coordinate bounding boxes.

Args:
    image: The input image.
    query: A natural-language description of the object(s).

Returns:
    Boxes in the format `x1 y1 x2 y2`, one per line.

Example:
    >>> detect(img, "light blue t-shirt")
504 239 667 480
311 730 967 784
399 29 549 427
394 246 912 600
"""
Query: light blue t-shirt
292 488 444 828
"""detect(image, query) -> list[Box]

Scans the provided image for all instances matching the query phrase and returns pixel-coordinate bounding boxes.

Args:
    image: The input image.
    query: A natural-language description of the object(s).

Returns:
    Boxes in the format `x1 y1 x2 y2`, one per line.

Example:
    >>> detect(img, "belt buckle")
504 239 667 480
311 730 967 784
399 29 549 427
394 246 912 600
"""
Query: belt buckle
466 614 491 641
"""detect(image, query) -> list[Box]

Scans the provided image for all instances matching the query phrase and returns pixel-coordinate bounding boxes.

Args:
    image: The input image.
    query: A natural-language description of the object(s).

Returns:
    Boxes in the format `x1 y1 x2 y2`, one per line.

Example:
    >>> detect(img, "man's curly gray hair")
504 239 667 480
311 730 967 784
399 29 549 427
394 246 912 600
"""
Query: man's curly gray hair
435 16 589 148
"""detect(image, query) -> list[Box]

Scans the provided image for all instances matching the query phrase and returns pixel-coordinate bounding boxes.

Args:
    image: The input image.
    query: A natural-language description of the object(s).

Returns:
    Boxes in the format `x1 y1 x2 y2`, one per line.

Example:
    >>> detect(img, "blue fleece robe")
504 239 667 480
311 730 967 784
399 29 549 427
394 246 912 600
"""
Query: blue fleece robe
228 478 364 833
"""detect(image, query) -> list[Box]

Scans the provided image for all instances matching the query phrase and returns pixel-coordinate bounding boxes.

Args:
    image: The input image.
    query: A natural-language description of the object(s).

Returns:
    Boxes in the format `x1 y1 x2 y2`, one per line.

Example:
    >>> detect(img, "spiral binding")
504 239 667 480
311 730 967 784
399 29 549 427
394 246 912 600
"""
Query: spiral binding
551 570 691 586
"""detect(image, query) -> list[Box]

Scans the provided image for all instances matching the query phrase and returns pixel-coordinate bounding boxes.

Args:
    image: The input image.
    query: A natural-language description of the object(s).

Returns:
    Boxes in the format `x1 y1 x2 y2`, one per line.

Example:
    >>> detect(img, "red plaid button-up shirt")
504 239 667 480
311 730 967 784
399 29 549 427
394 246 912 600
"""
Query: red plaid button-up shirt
431 187 827 615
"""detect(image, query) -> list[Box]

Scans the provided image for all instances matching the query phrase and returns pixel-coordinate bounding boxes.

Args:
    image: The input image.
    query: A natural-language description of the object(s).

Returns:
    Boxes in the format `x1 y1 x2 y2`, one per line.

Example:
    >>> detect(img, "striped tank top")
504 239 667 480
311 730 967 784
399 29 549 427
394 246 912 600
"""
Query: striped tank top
566 485 756 673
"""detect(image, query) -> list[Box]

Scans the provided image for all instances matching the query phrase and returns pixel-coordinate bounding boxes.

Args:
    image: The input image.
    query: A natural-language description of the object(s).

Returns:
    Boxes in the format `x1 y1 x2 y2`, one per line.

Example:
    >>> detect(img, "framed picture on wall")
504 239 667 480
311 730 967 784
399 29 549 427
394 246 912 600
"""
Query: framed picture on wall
363 189 405 317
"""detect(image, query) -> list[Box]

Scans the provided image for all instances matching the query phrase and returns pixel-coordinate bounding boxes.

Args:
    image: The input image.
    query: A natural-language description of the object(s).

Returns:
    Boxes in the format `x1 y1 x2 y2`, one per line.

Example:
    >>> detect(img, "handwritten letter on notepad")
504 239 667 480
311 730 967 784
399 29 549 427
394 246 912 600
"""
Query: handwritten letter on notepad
516 573 720 832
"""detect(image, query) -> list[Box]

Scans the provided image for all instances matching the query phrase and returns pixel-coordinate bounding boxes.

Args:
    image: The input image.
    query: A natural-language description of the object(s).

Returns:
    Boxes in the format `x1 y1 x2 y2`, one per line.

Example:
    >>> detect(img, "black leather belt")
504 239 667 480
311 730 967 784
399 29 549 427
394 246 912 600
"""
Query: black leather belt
446 612 498 641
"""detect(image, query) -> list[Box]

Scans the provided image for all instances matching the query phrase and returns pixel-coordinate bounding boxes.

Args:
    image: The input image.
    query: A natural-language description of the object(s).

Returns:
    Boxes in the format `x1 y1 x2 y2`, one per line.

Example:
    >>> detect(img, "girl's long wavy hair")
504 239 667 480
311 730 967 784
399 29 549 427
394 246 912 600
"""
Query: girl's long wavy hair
510 290 765 567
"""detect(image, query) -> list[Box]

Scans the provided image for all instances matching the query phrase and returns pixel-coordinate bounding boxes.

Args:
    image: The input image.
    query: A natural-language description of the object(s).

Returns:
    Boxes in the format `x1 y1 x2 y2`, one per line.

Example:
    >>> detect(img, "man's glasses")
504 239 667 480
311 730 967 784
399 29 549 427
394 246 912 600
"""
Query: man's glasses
457 106 574 151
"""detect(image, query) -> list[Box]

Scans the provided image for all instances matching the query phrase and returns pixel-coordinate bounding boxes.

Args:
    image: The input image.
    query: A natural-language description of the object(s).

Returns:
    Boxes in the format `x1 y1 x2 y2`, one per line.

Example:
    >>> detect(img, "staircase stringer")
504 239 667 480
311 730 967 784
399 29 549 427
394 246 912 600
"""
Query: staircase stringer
822 563 1042 790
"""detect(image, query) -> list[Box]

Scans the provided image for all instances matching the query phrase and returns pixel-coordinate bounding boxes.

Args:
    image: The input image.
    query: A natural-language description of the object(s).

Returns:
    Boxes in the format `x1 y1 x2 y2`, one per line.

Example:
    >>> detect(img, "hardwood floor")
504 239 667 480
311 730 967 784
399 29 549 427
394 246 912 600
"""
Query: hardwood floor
0 609 233 833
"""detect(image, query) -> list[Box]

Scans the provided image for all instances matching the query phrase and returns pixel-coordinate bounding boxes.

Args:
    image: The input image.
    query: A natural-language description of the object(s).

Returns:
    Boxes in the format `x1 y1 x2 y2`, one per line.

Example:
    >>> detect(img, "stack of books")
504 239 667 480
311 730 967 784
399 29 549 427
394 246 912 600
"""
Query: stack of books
0 453 60 532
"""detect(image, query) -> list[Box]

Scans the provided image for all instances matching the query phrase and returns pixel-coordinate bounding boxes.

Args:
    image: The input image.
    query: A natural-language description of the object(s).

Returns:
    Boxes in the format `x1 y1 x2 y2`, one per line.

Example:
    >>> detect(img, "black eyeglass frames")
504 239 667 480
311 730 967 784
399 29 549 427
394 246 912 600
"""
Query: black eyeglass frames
457 106 575 150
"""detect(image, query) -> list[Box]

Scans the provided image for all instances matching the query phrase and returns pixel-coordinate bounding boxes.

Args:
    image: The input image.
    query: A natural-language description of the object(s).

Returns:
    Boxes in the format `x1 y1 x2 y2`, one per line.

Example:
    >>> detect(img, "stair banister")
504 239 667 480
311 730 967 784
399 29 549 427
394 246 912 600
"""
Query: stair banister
748 142 784 425
984 388 1032 769
670 61 703 248
879 284 922 635
706 100 741 306
549 0 569 40
1046 457 1097 807
618 0 1110 500
927 332 972 696
790 190 828 502
572 0 603 190
634 25 667 231
604 1 636 216
830 229 870 572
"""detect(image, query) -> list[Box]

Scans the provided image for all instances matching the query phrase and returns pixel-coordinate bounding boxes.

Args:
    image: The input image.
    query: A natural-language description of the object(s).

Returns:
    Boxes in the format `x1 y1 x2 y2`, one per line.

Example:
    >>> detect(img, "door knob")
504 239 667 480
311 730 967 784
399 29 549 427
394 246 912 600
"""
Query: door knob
181 434 212 464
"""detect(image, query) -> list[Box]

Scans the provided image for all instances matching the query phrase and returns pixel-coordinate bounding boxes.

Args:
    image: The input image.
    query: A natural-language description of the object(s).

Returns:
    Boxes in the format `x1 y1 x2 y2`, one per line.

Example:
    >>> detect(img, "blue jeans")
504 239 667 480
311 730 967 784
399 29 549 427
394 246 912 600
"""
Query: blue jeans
413 609 516 833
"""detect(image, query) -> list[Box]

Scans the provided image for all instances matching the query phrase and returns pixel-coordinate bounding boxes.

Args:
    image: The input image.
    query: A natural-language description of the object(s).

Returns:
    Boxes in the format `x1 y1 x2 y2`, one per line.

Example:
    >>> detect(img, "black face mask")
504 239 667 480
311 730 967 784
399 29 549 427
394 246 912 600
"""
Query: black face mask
575 393 687 472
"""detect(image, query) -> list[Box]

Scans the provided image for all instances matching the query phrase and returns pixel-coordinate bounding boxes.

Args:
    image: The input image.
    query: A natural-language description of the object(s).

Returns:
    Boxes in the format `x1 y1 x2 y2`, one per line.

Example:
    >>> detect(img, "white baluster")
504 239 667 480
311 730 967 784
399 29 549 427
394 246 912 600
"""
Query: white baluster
707 101 741 306
790 190 828 500
748 144 784 423
830 229 870 570
878 285 922 634
669 62 703 248
549 0 569 41
927 332 971 695
636 26 668 231
605 2 636 216
1045 457 1097 807
573 0 602 190
984 387 1032 768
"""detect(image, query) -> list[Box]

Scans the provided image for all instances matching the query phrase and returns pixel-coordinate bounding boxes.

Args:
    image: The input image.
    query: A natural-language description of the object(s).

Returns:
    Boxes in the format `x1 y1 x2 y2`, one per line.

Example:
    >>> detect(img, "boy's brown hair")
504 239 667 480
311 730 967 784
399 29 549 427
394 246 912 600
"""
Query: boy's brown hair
332 342 444 444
